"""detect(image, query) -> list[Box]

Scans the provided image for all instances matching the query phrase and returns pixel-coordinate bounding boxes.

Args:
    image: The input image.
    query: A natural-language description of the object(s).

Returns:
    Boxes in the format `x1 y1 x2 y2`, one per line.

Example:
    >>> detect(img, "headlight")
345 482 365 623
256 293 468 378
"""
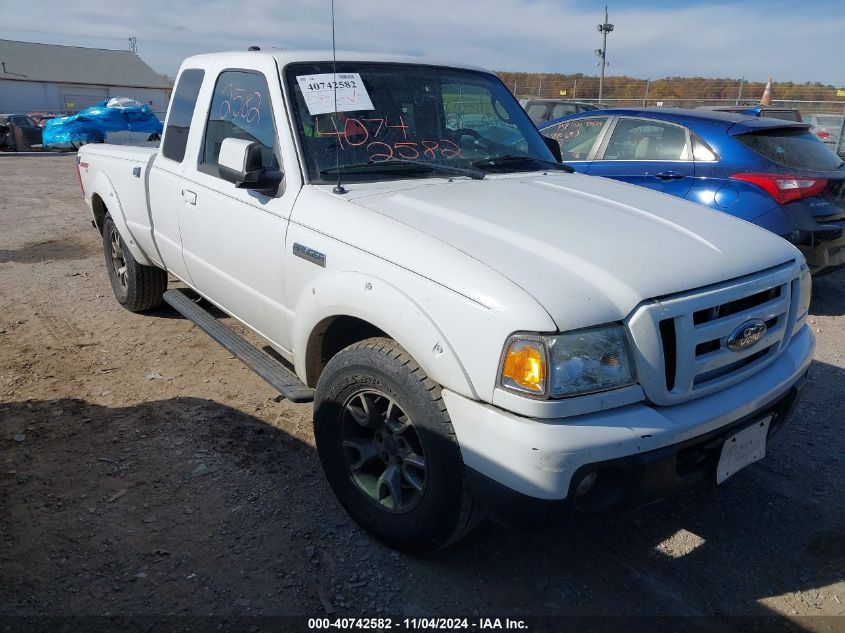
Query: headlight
499 324 637 399
798 264 812 319
794 264 812 334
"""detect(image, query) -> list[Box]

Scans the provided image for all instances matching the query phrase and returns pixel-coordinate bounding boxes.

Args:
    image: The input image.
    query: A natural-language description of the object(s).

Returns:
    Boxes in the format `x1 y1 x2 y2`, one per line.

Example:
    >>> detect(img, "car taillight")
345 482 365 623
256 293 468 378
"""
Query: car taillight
730 173 828 205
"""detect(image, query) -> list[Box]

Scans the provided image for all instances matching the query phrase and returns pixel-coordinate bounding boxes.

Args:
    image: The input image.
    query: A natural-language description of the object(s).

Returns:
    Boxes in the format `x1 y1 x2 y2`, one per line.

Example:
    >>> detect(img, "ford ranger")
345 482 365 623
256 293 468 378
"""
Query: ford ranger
77 50 815 552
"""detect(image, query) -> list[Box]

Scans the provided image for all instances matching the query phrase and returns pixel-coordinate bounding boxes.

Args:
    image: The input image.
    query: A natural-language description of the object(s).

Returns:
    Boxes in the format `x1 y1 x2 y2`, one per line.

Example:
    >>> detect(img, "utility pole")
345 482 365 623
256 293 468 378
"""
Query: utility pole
736 76 745 105
128 36 138 55
595 6 614 102
537 75 545 98
573 78 578 99
643 77 650 107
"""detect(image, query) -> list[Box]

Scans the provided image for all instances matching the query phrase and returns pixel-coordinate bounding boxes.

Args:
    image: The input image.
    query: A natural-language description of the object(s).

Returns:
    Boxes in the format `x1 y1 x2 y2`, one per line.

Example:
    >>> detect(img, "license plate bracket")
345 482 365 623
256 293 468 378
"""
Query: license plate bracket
716 416 771 484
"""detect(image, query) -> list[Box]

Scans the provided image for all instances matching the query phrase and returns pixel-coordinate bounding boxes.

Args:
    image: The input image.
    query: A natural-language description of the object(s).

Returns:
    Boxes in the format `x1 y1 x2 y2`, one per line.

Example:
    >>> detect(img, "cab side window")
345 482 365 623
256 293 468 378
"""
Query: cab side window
199 70 278 176
540 116 609 161
161 69 204 163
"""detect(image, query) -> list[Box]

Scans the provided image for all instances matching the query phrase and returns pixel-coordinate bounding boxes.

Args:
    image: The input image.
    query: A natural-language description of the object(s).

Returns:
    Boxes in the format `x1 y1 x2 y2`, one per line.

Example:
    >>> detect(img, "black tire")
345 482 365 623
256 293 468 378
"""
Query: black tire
313 337 483 552
102 214 167 312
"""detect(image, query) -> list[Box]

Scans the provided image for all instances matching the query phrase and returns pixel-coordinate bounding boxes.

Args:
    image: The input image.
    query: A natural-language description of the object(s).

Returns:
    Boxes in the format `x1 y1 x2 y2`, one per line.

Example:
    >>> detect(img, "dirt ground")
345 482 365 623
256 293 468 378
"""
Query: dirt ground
1 155 843 631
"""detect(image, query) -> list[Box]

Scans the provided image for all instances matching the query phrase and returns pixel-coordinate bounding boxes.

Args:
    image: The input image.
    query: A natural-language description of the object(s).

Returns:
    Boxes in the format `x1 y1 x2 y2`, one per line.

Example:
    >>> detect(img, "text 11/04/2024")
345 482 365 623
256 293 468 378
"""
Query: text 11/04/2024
307 617 529 630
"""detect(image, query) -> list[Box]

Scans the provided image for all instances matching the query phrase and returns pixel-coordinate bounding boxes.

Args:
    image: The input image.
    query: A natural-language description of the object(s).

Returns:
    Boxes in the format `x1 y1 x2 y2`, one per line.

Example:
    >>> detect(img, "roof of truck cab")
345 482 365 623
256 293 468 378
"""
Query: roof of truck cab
179 50 490 74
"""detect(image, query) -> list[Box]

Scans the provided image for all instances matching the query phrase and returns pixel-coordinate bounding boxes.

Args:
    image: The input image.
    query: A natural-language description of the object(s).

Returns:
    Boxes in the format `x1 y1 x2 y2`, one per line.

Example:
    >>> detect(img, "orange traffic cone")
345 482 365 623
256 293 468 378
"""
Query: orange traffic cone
760 77 772 106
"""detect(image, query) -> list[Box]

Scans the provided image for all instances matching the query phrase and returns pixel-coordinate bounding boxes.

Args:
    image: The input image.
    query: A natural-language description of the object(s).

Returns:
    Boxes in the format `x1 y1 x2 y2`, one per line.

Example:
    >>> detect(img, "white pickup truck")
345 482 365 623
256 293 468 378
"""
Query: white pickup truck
78 49 815 552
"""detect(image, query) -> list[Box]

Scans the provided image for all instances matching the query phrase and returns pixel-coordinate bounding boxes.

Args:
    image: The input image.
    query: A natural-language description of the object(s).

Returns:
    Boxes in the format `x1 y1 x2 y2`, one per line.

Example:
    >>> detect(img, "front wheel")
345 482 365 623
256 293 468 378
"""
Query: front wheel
313 338 482 552
102 214 167 312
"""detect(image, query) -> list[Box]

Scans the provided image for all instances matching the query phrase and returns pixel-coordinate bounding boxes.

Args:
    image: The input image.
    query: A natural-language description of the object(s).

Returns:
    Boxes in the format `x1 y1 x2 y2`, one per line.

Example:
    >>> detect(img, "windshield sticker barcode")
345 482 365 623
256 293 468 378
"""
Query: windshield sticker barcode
296 73 374 116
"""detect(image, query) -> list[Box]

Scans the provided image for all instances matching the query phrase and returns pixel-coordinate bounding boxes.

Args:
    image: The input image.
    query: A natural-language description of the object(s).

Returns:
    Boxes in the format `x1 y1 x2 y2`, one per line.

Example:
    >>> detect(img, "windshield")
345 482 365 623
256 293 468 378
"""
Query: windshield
736 127 844 171
284 62 560 183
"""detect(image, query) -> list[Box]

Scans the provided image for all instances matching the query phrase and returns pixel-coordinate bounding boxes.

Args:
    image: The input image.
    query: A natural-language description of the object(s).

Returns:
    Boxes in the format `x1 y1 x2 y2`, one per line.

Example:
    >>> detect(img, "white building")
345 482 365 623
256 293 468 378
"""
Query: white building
0 39 171 116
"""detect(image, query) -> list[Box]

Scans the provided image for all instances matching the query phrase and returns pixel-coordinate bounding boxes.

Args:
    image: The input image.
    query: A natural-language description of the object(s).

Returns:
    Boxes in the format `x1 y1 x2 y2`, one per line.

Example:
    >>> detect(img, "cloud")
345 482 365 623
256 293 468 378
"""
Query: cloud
4 0 841 84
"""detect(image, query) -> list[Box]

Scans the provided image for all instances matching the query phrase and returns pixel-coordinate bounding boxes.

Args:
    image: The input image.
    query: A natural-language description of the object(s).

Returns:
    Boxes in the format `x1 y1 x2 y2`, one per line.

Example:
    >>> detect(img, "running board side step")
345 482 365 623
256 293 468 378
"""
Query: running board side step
163 289 314 403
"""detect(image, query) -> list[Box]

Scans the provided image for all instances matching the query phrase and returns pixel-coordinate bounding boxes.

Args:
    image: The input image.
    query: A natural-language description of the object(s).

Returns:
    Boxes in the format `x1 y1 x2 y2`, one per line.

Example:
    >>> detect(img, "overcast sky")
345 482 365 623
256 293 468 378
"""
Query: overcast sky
2 0 841 84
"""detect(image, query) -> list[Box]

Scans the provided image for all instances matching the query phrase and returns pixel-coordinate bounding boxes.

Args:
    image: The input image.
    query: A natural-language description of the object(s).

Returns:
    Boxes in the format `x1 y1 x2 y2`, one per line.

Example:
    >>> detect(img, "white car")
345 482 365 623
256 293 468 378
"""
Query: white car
77 49 815 552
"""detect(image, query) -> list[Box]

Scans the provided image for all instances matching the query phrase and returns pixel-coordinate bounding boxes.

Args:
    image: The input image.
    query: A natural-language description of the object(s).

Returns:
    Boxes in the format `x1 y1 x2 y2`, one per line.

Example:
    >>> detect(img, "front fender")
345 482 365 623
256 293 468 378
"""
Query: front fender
291 271 477 400
91 171 154 267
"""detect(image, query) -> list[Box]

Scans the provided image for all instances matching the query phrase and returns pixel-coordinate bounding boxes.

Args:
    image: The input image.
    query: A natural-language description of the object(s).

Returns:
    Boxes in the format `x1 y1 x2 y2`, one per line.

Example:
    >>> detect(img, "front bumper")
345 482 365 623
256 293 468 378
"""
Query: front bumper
443 325 814 506
466 383 804 522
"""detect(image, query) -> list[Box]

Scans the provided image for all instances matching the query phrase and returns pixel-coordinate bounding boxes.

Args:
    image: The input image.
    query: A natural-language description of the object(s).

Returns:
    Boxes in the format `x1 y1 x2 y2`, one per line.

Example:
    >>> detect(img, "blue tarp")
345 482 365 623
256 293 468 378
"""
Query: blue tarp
42 99 163 148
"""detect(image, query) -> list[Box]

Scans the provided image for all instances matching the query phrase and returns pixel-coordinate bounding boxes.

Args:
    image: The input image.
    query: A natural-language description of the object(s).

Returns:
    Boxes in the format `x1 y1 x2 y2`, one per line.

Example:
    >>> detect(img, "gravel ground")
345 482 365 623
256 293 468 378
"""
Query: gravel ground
1 155 843 631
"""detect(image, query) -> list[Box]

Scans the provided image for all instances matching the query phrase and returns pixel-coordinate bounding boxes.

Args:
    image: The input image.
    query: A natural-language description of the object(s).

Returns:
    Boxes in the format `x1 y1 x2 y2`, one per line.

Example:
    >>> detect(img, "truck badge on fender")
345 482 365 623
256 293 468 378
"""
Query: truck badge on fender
293 243 326 268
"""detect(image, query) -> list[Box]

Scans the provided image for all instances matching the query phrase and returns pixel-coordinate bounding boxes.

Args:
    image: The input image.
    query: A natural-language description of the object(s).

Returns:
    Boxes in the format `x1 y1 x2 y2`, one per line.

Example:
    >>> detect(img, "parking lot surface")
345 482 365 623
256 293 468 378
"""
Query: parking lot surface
1 156 843 630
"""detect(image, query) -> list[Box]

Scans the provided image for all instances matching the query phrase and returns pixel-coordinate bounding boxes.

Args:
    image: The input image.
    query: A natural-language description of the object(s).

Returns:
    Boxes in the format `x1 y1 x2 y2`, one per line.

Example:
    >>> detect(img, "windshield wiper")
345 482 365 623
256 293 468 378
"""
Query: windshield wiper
320 160 484 180
472 155 575 173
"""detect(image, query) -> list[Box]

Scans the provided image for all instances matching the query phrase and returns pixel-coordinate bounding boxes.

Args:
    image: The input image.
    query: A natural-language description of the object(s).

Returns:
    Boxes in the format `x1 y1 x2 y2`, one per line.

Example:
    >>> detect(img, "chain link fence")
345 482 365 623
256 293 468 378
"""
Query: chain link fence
501 74 845 157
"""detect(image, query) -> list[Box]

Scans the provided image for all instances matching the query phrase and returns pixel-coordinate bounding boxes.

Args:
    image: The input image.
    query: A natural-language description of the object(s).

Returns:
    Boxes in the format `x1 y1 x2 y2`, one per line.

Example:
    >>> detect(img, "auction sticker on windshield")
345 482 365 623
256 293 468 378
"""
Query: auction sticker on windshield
296 73 374 115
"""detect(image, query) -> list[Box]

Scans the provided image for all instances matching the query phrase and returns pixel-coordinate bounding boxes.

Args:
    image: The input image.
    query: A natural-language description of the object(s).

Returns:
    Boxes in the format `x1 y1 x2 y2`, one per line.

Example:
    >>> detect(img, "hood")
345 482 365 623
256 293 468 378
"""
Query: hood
348 173 801 331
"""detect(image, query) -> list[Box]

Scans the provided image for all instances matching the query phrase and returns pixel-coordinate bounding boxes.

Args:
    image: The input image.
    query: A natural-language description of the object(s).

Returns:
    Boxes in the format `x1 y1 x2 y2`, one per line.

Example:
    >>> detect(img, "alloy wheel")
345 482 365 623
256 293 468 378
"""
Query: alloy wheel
340 390 427 513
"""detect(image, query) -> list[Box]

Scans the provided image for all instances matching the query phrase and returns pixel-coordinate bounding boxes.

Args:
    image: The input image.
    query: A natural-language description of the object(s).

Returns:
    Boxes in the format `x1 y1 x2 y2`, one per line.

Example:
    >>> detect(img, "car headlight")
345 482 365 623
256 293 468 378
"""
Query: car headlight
499 324 637 399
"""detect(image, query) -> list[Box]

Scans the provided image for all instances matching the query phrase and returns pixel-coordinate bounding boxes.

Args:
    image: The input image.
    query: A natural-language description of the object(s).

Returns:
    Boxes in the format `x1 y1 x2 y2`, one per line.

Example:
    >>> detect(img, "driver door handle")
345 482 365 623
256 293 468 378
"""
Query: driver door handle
655 171 685 180
182 189 197 205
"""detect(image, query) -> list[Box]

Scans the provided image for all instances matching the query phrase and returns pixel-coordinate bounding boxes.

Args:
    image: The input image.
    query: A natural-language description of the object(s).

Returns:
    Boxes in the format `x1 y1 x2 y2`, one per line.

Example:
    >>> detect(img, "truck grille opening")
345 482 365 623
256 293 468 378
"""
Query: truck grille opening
634 262 800 404
692 286 781 325
692 347 771 385
659 318 677 391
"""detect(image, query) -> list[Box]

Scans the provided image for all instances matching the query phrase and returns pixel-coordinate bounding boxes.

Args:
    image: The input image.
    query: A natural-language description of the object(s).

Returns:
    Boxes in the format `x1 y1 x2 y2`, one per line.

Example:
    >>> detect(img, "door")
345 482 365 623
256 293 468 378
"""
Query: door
587 117 695 197
178 64 299 352
539 115 611 173
148 68 206 280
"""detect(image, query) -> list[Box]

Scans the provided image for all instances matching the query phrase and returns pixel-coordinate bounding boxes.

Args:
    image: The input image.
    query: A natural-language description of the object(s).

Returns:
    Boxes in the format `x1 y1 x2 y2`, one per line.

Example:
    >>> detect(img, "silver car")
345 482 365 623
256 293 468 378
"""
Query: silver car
804 113 843 153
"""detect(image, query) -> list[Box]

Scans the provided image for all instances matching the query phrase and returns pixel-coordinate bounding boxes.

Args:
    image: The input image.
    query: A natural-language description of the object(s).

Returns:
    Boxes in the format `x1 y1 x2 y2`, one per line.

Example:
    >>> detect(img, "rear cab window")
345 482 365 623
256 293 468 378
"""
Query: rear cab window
541 116 609 161
161 69 205 163
736 128 843 171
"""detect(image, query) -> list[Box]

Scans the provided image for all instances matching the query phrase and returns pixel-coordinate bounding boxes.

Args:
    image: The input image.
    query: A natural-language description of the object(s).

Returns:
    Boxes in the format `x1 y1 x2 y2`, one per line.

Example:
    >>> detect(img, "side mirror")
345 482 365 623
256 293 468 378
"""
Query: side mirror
542 135 562 163
218 137 283 196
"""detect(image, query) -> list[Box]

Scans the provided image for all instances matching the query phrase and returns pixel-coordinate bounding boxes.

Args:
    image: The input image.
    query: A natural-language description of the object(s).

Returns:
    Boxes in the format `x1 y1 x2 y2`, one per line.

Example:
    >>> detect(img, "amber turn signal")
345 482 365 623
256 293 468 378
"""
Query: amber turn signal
501 339 547 395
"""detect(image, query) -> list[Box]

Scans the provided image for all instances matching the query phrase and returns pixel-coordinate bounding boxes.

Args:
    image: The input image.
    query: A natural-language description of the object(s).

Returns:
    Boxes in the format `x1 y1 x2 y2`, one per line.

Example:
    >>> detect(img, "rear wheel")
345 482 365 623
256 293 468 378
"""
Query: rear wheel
313 337 482 552
102 214 167 312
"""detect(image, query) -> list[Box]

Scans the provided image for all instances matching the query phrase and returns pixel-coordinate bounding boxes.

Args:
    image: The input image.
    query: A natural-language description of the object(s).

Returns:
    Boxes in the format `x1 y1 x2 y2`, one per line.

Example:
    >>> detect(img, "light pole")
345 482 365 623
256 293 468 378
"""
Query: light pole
537 75 545 98
596 6 614 102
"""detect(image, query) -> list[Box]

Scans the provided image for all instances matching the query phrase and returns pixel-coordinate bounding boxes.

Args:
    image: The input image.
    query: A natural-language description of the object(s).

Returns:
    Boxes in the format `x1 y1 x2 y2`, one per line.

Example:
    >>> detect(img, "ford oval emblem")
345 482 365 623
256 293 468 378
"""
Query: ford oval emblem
727 319 767 352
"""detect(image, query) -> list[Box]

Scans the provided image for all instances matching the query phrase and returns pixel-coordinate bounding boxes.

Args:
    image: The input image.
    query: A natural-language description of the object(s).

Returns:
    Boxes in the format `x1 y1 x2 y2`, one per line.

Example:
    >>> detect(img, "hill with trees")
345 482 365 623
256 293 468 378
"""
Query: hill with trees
496 71 842 103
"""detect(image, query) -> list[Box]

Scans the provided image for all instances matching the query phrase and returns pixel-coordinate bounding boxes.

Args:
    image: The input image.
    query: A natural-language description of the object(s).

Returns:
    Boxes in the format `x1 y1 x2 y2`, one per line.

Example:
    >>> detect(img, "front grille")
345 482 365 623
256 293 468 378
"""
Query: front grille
628 261 801 406
658 318 677 391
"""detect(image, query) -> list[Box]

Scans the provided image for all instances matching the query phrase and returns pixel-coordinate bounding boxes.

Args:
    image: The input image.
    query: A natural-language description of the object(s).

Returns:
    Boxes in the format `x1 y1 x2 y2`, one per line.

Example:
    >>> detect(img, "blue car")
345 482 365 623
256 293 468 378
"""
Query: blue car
538 108 845 274
42 99 163 151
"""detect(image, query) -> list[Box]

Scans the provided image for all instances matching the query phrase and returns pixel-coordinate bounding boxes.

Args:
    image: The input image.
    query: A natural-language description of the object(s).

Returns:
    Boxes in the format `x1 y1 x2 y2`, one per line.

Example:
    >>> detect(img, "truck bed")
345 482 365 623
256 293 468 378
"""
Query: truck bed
77 143 161 268
79 142 158 163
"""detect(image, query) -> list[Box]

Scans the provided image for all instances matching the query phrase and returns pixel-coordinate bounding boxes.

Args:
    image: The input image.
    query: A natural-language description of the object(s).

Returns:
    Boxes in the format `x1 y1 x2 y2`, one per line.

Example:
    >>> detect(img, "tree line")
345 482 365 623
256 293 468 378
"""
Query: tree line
497 71 842 102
